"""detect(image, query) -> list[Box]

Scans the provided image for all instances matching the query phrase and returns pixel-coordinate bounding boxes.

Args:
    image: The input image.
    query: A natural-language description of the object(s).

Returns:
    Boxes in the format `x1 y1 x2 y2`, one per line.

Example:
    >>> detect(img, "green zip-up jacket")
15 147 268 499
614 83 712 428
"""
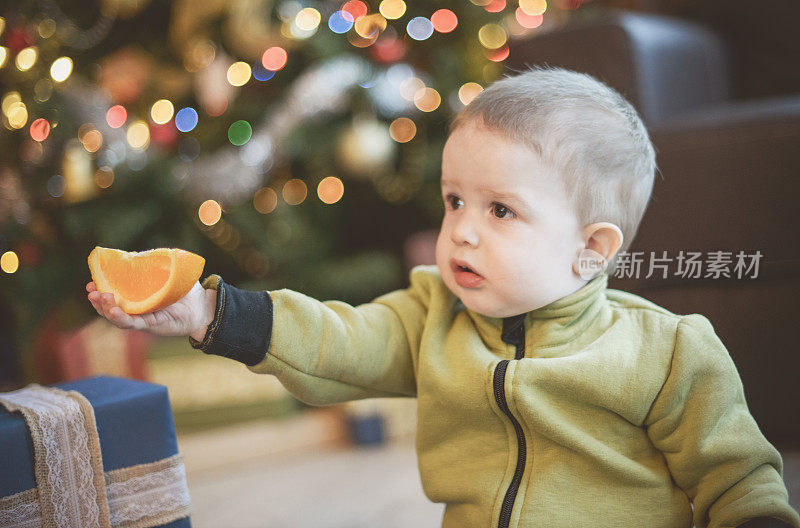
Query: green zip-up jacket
189 265 799 528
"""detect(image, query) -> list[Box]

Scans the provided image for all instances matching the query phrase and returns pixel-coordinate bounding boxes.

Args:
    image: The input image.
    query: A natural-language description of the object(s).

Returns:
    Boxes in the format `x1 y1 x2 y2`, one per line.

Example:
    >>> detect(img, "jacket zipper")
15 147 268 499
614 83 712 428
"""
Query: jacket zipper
494 317 527 528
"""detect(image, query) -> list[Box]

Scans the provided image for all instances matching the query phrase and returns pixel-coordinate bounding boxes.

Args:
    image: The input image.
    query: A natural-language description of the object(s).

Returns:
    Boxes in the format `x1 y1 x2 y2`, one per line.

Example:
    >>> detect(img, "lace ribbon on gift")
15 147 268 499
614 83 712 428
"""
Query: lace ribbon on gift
0 385 191 528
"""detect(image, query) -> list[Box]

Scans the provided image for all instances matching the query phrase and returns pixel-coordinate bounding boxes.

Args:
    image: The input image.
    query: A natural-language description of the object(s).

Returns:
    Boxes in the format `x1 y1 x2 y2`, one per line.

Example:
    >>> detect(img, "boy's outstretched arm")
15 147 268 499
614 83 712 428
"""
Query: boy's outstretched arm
189 267 435 406
644 314 800 528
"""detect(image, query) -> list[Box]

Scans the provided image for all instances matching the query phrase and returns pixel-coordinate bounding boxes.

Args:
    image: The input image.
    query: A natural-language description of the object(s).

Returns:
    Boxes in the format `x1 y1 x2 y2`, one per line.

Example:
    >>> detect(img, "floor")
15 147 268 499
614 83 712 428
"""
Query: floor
178 411 800 528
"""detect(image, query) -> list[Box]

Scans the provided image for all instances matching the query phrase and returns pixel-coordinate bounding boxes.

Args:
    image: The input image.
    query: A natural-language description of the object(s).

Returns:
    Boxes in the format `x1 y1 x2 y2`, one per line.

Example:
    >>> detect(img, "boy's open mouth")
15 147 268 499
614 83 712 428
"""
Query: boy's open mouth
451 259 485 288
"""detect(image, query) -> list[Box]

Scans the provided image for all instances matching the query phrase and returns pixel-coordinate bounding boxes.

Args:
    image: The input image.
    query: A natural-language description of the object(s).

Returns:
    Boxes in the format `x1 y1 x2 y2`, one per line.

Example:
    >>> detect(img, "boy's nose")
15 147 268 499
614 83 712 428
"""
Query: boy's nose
450 215 479 247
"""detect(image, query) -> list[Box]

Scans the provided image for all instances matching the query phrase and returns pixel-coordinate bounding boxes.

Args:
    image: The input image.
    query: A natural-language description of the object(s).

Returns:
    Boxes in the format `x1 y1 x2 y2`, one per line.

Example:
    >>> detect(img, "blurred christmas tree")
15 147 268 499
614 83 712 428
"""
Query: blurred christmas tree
0 0 593 374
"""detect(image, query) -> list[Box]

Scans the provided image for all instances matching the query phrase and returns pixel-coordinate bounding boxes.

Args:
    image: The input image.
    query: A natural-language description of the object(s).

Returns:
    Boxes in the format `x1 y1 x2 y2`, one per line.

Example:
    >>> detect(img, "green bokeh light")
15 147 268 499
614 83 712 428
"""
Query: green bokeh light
228 120 252 146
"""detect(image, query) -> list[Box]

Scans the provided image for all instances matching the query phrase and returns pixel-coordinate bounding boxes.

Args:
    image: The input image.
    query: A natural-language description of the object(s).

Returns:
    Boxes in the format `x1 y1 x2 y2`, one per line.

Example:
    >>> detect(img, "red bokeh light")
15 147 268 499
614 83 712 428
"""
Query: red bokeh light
431 9 458 33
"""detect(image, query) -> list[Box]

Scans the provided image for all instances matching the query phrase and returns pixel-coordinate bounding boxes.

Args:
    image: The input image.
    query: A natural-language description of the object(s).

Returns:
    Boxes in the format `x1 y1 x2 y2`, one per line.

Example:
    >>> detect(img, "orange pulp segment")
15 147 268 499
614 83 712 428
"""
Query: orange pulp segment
88 246 205 315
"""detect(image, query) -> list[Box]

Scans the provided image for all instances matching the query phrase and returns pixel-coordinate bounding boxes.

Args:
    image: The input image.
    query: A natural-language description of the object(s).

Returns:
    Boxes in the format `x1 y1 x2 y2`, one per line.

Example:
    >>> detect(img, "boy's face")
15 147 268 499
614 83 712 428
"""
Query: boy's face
435 121 585 318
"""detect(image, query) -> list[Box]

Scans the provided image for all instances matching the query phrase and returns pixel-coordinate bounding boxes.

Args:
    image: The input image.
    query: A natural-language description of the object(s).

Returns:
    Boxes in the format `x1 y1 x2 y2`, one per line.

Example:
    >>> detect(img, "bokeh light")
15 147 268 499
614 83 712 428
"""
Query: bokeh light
34 79 52 102
342 0 368 21
46 174 66 197
2 92 21 116
106 105 127 128
1 251 19 274
0 47 7 69
399 77 425 101
150 99 174 125
407 17 434 40
227 61 251 86
178 137 201 161
8 102 28 129
50 57 73 82
262 47 288 71
458 82 484 105
486 45 510 62
431 9 458 33
414 87 441 112
175 107 198 132
478 23 507 49
80 126 104 153
519 0 547 15
127 120 150 150
199 200 222 226
30 118 50 141
95 166 114 188
228 120 252 146
282 179 307 205
38 18 56 39
184 40 216 72
317 176 344 204
389 117 416 143
15 47 37 71
355 14 387 38
253 187 278 214
328 10 355 33
295 7 321 31
252 61 276 81
515 8 544 28
484 0 506 12
379 0 406 20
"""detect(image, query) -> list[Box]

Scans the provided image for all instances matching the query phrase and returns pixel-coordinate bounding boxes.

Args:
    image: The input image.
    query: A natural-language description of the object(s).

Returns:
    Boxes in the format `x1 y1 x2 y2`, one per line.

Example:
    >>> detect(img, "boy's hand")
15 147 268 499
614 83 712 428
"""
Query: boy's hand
86 281 216 339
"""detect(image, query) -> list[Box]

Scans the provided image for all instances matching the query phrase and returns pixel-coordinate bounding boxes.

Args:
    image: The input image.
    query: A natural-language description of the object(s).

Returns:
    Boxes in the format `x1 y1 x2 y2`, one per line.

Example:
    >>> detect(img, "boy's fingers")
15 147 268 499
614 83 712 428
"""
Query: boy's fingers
86 282 96 293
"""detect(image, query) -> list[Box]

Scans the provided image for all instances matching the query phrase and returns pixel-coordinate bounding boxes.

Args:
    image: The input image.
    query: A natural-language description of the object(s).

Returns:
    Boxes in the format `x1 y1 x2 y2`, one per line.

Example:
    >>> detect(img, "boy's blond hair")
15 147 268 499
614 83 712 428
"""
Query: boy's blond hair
449 66 657 275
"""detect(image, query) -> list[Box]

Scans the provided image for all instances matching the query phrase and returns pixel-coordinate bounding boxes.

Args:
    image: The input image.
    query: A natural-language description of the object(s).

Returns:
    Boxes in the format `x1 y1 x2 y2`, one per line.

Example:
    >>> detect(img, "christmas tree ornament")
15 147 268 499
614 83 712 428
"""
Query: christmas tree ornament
336 114 395 179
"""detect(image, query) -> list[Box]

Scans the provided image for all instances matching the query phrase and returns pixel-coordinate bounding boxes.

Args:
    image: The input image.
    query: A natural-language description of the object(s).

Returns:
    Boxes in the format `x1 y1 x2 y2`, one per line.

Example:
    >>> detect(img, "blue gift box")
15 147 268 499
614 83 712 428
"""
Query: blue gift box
0 375 190 528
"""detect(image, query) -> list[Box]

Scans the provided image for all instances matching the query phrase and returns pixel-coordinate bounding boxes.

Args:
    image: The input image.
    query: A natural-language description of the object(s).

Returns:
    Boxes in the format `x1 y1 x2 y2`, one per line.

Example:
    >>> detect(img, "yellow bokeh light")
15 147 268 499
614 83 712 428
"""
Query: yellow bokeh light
199 200 223 226
1 251 19 274
127 120 150 150
458 82 484 105
317 176 344 204
15 47 37 71
519 0 547 16
478 23 507 49
414 87 441 112
0 47 7 69
399 77 425 101
253 187 278 214
38 18 56 39
150 99 174 125
282 179 307 205
95 166 114 188
295 7 321 31
8 102 28 129
2 91 21 116
379 0 406 20
0 17 5 36
355 13 387 38
82 129 103 153
389 117 416 143
50 57 73 83
227 61 251 87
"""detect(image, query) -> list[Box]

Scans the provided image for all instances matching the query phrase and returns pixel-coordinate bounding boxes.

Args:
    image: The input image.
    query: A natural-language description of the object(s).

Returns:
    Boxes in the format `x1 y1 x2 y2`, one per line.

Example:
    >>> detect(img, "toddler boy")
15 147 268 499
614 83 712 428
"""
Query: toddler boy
88 67 800 528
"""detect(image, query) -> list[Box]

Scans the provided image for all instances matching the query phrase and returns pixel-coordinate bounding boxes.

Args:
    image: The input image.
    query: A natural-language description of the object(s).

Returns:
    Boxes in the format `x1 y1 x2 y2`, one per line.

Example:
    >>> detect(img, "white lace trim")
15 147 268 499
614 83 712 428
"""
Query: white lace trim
0 385 105 528
106 459 191 526
0 385 191 528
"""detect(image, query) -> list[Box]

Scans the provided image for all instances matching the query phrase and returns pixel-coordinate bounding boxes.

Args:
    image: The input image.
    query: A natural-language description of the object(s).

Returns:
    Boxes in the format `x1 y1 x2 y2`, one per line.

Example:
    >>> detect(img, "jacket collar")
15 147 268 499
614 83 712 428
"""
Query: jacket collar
465 273 609 355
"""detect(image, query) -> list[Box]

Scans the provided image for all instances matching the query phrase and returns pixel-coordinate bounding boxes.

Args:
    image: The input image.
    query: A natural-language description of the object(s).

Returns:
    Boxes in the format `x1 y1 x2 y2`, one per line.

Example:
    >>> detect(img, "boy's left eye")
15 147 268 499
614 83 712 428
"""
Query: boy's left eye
492 203 515 219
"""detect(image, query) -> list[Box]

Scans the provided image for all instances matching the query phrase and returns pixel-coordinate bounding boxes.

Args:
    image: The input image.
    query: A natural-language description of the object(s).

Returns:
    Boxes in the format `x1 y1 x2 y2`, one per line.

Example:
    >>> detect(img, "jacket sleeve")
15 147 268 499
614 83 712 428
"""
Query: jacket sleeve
189 268 433 406
644 314 800 528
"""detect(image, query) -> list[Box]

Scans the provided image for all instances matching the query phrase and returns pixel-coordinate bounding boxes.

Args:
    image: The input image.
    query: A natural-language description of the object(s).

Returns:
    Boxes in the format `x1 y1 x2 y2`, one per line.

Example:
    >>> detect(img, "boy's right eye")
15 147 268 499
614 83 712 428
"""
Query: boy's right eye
445 194 464 210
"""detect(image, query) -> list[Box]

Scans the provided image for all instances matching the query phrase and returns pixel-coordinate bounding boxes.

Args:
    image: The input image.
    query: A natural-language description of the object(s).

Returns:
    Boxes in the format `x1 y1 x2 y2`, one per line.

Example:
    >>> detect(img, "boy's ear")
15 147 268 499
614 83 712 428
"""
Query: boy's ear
580 222 624 262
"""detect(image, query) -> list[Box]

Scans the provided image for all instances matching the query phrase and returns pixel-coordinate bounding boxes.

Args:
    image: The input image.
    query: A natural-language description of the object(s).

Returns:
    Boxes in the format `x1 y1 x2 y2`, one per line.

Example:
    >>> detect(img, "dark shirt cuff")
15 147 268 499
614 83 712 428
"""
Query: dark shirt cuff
188 274 273 366
738 517 794 528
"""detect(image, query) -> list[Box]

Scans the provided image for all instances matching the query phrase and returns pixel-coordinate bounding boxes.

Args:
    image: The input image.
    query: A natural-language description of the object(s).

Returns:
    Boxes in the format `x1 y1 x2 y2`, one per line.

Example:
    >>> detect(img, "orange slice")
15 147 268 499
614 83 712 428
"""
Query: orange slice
88 246 205 315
